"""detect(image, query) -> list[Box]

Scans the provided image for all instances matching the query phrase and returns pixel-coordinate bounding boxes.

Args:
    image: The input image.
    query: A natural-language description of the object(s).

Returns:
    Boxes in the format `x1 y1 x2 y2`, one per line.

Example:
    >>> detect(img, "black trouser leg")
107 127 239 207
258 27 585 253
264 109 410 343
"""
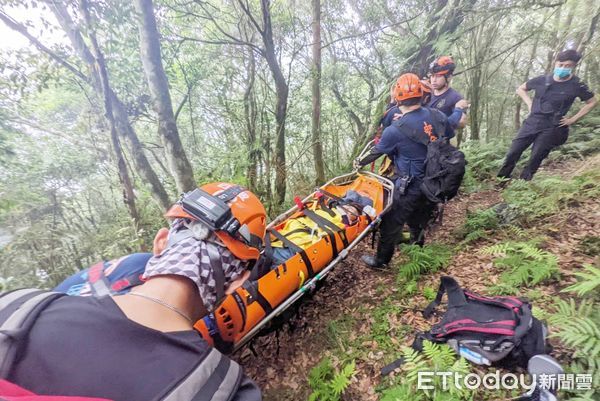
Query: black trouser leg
406 200 435 246
497 123 538 179
377 208 406 264
520 127 569 181
376 188 424 264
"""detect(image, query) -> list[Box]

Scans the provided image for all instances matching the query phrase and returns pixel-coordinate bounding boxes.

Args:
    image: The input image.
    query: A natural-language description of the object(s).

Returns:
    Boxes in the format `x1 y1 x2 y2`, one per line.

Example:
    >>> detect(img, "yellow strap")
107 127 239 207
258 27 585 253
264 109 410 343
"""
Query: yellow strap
298 271 305 289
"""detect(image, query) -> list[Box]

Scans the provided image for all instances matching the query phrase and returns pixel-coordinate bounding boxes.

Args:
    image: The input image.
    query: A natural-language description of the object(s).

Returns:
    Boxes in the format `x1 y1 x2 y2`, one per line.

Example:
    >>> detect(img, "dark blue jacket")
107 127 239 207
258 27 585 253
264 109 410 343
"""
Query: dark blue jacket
369 107 452 179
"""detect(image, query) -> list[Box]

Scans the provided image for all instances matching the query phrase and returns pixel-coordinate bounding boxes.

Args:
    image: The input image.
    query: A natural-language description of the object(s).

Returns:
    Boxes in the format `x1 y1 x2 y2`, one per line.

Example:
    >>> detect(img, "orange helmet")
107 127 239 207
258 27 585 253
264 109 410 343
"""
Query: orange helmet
429 56 456 76
393 73 423 102
165 182 267 262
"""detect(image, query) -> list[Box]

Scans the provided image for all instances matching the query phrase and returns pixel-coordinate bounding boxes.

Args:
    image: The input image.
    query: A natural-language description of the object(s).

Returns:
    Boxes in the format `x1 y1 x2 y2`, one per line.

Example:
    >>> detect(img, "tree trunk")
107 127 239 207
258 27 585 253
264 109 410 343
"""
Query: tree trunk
243 49 259 192
133 0 196 193
48 0 171 211
258 0 289 205
79 0 140 227
515 33 541 130
311 0 325 185
545 9 562 74
577 3 600 55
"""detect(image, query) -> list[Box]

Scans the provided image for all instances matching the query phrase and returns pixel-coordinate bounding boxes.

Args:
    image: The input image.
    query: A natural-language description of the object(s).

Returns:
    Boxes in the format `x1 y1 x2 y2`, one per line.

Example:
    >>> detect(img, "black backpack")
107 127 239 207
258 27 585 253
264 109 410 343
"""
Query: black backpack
421 276 549 368
399 108 466 203
420 138 466 203
381 276 549 376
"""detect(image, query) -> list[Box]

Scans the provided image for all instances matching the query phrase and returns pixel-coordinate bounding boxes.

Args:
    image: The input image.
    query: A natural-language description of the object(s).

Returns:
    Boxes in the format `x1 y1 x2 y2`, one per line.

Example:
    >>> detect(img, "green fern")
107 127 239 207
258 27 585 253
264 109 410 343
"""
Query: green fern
308 358 355 401
502 170 600 223
562 264 600 297
481 241 559 287
379 341 476 401
454 208 499 243
547 299 600 399
504 224 527 238
396 244 452 282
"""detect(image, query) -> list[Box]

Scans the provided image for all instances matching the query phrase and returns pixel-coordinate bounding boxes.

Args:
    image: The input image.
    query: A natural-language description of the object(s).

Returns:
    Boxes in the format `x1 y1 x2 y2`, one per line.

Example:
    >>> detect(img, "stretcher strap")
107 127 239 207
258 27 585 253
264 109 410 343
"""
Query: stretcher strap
317 195 336 217
268 228 315 277
317 189 362 219
303 210 338 258
316 188 346 204
243 280 273 314
302 209 349 249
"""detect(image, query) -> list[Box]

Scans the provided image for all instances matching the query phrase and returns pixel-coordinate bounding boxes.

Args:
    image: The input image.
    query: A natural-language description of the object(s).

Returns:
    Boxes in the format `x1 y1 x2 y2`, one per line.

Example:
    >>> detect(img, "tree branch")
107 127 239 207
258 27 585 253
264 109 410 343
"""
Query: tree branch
0 10 89 83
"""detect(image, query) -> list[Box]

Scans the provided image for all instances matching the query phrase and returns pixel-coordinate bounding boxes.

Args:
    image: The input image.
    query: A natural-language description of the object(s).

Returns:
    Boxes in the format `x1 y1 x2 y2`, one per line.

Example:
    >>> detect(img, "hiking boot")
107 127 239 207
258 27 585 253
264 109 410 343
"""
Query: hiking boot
360 254 388 270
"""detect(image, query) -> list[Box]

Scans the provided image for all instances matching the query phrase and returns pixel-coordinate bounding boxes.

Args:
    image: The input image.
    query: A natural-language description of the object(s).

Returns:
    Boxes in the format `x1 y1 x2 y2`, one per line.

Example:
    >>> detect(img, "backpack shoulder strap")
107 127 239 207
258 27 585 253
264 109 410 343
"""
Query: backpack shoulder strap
0 289 65 378
422 276 467 318
536 75 553 99
396 111 430 146
427 107 447 140
161 348 242 401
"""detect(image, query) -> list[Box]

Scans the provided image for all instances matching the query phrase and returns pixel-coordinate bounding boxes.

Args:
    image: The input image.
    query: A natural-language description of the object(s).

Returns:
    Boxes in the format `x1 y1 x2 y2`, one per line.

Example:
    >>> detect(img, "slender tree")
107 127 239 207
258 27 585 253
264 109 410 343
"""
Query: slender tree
312 0 325 185
133 0 196 193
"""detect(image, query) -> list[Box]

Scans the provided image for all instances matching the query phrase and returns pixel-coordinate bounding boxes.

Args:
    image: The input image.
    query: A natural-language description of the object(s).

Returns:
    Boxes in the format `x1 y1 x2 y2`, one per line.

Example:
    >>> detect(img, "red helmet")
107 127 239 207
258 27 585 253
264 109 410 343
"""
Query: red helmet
429 56 456 76
165 182 267 261
393 73 423 102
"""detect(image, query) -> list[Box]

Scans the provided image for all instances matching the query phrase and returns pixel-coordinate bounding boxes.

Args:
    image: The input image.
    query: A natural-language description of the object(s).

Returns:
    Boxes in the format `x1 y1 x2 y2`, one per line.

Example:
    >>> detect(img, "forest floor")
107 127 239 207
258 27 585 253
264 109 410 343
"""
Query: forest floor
236 154 600 401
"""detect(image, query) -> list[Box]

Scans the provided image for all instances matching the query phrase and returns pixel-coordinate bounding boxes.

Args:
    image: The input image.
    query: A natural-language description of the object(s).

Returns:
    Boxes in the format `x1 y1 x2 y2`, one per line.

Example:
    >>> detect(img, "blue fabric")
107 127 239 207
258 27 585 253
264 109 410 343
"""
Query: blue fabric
54 253 152 295
272 247 296 267
374 108 450 179
383 105 459 136
342 190 373 207
427 87 463 117
381 105 402 129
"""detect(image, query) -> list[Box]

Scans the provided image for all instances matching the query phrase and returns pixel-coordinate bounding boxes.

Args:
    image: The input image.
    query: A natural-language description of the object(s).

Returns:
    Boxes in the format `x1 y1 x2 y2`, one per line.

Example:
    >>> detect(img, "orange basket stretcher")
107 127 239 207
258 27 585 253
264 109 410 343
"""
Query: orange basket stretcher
195 147 394 353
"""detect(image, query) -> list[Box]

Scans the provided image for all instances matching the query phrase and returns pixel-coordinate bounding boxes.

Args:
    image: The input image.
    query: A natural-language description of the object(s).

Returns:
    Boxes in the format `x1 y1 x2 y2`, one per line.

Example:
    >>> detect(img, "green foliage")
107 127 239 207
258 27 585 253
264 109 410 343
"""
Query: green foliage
487 282 520 296
578 235 600 257
461 139 509 185
454 208 499 243
481 241 559 287
562 264 600 298
307 358 355 401
402 280 418 297
502 170 600 223
379 341 475 401
422 286 437 301
547 299 600 399
395 244 453 282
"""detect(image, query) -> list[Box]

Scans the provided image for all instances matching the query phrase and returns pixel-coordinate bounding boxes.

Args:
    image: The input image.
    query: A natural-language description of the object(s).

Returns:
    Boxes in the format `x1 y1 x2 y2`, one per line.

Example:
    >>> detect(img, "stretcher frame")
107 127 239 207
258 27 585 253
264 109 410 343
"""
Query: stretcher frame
232 142 394 352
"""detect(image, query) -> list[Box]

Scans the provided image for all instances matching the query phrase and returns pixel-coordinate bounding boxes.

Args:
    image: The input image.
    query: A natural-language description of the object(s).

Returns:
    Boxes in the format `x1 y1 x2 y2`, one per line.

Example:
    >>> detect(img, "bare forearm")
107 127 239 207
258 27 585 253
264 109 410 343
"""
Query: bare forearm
516 88 532 110
571 98 598 122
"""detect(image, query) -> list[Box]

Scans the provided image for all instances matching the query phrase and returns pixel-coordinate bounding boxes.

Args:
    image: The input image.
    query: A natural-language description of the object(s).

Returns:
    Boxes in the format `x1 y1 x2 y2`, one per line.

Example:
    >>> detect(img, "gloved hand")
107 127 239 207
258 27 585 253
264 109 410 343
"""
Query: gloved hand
353 158 362 170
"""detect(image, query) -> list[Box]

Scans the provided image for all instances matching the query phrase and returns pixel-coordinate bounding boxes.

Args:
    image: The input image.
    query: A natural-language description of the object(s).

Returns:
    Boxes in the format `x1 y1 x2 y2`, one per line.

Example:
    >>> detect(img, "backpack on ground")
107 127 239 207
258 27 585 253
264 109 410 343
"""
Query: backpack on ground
381 276 549 376
420 276 549 368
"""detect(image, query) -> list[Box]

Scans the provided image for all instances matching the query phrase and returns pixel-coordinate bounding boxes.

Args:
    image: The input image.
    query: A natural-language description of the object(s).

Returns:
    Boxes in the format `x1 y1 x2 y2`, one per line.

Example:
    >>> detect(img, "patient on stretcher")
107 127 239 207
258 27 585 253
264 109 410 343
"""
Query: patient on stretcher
270 190 375 267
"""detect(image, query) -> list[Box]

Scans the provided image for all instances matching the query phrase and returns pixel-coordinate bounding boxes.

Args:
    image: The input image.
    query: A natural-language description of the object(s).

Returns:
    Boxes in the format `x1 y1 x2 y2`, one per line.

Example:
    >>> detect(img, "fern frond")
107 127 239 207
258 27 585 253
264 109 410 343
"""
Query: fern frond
563 264 600 297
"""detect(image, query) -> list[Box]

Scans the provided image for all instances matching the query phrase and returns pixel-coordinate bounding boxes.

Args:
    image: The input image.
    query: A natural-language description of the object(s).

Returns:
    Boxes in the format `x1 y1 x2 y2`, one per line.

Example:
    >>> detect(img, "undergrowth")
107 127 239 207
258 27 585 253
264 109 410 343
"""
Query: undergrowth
454 208 499 243
307 358 356 401
379 341 475 401
394 244 453 283
481 241 559 293
502 169 600 223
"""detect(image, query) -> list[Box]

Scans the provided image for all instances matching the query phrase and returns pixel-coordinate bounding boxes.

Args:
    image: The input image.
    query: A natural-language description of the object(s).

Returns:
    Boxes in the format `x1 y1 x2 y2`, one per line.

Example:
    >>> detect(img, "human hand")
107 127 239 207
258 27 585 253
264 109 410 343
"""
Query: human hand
456 99 470 110
558 116 576 127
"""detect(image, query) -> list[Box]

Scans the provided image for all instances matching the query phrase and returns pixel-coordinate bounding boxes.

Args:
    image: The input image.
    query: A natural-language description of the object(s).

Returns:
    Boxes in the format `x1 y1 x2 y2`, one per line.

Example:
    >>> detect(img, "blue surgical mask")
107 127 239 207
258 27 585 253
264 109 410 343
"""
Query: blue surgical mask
554 67 572 79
